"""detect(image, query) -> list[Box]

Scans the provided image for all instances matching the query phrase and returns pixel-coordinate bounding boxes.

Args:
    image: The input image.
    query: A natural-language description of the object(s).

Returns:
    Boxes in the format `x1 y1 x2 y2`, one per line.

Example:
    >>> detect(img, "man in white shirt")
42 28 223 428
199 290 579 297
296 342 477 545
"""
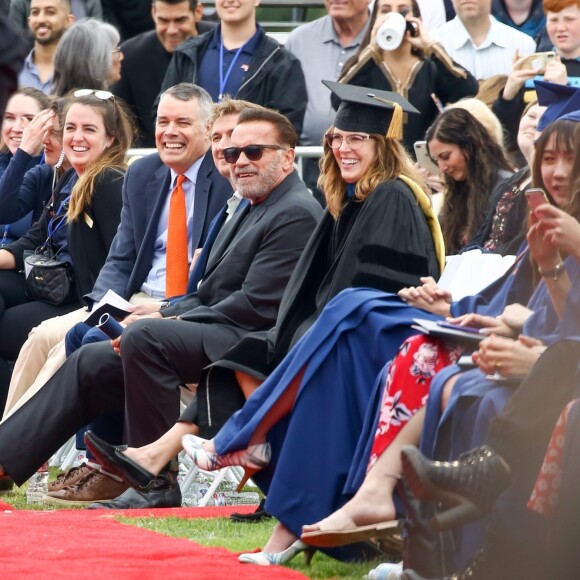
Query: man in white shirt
432 0 536 79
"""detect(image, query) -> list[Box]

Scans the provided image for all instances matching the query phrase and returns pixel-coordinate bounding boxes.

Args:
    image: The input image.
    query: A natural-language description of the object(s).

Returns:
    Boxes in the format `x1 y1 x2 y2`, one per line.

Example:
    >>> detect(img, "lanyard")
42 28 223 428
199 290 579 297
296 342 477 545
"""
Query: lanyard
0 225 10 248
219 36 247 101
44 194 71 252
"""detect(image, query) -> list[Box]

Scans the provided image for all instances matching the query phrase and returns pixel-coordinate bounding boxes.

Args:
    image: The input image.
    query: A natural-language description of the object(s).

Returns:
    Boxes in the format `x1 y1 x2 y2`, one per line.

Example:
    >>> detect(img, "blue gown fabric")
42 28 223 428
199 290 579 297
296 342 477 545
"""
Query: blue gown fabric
212 248 536 560
420 258 580 566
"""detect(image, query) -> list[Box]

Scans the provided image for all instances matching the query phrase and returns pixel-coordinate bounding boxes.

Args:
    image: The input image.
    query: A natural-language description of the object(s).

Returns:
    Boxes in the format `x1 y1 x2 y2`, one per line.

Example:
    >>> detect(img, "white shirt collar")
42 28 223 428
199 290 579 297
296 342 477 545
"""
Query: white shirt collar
449 15 508 50
169 153 204 189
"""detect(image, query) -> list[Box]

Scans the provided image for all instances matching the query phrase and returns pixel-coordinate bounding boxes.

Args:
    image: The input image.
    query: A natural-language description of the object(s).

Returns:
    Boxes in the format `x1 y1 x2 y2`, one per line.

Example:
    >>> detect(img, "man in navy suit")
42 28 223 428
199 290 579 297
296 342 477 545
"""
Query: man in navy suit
1 83 231 453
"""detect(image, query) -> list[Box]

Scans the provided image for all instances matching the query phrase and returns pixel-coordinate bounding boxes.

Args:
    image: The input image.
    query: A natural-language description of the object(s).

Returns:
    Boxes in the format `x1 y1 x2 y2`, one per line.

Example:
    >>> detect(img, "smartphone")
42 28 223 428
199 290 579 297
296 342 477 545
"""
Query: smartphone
414 140 439 176
525 188 550 210
521 51 556 73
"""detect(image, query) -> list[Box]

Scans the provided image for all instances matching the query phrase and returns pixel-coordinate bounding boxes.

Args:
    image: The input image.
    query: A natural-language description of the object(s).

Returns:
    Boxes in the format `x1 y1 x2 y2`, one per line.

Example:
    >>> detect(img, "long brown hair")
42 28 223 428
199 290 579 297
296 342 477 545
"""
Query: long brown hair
63 93 136 222
426 108 512 254
318 128 426 219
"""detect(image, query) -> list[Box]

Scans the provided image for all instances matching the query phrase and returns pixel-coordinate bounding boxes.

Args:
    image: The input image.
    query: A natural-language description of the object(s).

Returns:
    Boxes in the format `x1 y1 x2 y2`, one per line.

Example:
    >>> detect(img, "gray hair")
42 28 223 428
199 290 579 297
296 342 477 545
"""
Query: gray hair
52 18 121 97
160 83 213 126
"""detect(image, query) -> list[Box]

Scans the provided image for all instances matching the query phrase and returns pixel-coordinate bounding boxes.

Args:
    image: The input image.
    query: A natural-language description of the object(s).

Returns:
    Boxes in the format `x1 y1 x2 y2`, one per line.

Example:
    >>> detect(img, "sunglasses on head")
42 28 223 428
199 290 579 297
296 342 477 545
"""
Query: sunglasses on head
73 89 114 100
223 144 287 164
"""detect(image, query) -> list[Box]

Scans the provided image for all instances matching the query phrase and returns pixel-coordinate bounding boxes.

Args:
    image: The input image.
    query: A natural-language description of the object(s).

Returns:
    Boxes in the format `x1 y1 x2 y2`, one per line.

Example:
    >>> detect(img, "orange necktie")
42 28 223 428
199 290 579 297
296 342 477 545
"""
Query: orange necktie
166 174 189 297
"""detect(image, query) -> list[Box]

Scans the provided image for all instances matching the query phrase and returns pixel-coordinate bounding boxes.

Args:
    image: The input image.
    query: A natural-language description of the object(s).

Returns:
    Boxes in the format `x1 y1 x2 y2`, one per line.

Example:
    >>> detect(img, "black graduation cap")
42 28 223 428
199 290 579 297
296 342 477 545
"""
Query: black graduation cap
323 80 419 140
535 80 580 131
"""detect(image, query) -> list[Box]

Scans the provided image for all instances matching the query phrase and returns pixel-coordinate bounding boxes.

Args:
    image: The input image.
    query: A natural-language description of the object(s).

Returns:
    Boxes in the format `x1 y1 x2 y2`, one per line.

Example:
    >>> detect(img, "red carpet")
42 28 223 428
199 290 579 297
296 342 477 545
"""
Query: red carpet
0 505 309 579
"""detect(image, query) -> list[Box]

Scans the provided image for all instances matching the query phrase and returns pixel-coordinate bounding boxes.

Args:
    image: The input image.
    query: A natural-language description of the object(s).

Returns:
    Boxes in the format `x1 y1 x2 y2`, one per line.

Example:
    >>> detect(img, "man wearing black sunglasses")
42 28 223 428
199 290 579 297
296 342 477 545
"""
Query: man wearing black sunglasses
0 102 322 509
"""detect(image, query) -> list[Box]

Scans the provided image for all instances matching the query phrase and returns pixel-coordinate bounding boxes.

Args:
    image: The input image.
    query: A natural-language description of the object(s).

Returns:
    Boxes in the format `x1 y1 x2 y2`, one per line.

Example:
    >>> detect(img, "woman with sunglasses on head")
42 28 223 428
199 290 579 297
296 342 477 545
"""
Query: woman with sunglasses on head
336 0 478 154
0 90 134 411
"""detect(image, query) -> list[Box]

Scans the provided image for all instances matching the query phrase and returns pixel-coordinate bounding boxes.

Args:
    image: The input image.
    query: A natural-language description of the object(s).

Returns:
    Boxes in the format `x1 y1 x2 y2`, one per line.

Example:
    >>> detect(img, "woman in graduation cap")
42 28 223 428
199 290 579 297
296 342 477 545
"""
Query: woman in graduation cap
176 82 446 563
86 82 444 557
172 81 446 437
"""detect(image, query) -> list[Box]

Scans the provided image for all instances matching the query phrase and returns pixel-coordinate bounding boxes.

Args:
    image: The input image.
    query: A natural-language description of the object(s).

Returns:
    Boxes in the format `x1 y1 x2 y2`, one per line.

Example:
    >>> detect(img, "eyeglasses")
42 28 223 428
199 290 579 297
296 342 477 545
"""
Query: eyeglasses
73 89 114 100
112 46 122 54
325 133 374 150
223 144 287 164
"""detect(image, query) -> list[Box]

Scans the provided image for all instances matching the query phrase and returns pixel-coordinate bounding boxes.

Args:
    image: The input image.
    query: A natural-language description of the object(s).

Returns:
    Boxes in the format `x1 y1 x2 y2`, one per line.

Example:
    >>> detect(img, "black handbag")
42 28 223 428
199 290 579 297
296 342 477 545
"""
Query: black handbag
23 191 74 306
24 250 74 306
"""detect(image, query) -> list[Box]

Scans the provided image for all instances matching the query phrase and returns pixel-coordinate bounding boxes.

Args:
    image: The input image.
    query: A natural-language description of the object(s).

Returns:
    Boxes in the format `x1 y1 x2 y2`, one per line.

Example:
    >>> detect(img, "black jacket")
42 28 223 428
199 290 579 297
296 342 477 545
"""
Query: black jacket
6 167 124 302
160 28 307 136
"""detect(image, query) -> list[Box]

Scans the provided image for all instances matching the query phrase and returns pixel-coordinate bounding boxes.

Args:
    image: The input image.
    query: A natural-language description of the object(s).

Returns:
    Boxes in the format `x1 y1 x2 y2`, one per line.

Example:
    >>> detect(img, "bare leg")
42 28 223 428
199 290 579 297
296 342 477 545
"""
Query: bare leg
203 367 306 453
302 407 426 533
121 421 199 476
235 370 263 400
262 521 299 553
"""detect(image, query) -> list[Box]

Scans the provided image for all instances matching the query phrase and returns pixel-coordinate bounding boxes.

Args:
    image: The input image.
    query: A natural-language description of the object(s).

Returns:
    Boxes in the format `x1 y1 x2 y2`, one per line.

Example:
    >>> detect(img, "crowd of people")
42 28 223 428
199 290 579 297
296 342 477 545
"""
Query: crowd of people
2 0 580 578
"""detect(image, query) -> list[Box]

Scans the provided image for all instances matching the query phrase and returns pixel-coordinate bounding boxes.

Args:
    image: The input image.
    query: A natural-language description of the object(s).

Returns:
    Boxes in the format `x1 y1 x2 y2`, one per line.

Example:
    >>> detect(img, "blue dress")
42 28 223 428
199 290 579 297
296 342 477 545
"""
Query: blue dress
213 247 536 560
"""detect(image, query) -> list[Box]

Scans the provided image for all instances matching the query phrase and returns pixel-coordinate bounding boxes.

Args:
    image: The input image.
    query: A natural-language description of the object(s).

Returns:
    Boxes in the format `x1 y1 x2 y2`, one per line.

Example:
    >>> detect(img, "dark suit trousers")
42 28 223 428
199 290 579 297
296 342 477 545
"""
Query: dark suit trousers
0 318 210 485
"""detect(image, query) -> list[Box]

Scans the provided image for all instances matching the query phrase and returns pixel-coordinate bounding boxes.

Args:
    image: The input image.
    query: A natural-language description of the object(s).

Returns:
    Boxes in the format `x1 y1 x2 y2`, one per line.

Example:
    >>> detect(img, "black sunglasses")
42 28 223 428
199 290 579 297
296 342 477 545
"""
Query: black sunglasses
223 144 287 164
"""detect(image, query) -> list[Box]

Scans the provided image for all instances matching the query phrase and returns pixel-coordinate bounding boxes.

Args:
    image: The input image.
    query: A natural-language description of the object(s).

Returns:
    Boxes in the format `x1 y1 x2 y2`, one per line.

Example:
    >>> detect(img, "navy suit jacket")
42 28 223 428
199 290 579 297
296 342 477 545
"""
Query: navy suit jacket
85 150 231 306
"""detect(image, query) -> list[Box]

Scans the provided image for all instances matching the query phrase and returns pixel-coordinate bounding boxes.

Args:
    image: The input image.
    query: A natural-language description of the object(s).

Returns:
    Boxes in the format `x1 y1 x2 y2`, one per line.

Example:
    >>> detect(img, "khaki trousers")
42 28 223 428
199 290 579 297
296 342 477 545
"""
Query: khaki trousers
2 292 159 421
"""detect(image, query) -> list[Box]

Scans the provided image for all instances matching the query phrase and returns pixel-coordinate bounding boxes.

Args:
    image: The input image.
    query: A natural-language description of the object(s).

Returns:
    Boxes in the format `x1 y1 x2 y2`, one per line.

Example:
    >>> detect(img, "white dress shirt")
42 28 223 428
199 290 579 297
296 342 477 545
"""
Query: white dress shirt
431 15 536 80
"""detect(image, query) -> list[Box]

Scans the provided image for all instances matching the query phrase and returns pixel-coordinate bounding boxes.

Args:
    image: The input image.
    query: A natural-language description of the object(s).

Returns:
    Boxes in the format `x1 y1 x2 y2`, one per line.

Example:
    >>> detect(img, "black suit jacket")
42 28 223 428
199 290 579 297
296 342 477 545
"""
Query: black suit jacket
162 171 322 361
85 150 231 306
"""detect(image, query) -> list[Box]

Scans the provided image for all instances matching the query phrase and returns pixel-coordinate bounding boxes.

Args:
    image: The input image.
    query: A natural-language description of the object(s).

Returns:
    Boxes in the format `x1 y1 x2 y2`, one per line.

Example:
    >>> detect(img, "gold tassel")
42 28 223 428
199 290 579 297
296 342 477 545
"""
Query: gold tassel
386 102 403 140
366 93 404 141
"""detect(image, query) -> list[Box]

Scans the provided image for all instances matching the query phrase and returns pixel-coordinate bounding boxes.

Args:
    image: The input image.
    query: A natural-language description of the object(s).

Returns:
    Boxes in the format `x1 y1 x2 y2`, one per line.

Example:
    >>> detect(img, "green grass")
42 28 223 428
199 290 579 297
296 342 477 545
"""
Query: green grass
3 471 399 579
118 516 395 579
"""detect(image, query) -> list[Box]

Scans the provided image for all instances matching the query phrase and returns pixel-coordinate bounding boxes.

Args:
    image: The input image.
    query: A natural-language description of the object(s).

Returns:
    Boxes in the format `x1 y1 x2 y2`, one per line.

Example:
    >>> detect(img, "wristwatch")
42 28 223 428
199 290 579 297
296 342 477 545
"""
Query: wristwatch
159 301 171 309
538 262 565 280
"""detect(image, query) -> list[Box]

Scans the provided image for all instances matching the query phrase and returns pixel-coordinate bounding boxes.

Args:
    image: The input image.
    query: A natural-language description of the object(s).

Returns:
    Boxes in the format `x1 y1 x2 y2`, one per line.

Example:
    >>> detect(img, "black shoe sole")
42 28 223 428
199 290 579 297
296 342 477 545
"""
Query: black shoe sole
230 511 272 523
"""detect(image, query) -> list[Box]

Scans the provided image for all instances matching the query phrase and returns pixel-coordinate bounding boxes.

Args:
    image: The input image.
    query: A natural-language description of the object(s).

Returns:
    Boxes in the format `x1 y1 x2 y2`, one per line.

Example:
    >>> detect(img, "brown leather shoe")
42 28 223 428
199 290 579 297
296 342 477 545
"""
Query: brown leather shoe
48 462 95 493
42 468 129 507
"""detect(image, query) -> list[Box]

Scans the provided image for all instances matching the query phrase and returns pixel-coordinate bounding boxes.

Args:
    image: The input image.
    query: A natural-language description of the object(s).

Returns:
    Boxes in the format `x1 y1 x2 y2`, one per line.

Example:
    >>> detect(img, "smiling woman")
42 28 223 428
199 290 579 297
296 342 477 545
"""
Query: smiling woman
0 90 135 410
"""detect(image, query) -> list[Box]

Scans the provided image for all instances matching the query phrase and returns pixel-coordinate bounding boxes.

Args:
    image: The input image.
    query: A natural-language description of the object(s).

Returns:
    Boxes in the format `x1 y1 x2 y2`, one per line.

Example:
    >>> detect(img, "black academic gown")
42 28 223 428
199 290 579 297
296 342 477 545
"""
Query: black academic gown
193 177 441 434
